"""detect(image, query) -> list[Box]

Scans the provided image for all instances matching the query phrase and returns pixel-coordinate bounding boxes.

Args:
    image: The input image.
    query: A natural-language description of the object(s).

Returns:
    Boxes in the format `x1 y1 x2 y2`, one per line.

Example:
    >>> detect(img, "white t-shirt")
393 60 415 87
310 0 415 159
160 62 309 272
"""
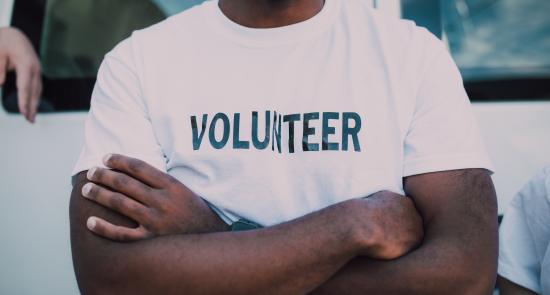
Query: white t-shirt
73 0 493 226
499 167 550 294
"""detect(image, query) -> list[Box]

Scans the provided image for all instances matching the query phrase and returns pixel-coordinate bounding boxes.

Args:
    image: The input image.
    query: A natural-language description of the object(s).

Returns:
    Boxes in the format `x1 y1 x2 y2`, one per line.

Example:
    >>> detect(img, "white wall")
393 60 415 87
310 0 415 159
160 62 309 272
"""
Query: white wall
0 1 81 294
473 101 550 209
0 111 84 295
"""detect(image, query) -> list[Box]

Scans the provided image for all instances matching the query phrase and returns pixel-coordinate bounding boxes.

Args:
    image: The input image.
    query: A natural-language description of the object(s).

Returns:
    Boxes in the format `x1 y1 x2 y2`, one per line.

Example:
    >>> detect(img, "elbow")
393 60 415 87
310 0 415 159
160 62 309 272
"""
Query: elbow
71 245 129 295
439 252 497 295
413 242 497 295
74 266 125 295
78 282 114 295
459 264 497 295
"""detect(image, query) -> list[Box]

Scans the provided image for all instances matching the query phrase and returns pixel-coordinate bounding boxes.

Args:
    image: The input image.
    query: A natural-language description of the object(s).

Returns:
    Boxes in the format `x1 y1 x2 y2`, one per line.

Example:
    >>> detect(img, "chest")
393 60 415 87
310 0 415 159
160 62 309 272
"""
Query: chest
144 38 409 195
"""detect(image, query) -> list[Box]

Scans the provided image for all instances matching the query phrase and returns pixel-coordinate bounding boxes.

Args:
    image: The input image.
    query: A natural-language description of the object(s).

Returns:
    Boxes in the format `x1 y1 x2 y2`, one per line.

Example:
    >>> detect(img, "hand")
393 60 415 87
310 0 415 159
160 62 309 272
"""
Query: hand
347 191 424 260
82 154 229 241
0 27 42 123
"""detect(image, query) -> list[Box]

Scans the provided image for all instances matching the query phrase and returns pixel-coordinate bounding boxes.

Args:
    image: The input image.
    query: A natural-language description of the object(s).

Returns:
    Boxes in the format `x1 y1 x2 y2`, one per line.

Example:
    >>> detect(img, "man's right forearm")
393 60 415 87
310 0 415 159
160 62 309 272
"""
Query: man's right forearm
70 173 363 295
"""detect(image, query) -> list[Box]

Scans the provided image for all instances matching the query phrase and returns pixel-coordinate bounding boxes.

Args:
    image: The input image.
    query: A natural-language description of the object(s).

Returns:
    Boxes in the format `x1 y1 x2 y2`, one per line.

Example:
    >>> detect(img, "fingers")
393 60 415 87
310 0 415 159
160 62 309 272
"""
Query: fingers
1 27 42 123
0 54 6 86
103 154 173 189
87 216 150 242
82 182 150 223
28 70 42 123
15 63 32 122
87 167 156 205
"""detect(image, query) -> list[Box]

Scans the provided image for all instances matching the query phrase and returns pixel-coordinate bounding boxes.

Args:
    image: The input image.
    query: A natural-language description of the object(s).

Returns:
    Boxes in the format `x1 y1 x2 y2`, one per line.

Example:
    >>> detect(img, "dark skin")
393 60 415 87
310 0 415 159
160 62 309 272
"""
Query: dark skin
71 155 423 294
312 168 498 295
70 1 498 293
218 0 325 28
71 155 497 294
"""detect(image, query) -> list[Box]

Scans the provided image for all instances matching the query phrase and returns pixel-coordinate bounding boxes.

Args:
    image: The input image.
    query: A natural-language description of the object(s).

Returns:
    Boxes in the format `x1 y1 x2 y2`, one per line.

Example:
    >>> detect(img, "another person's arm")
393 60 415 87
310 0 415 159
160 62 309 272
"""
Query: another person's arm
70 155 423 295
0 27 41 123
311 169 498 295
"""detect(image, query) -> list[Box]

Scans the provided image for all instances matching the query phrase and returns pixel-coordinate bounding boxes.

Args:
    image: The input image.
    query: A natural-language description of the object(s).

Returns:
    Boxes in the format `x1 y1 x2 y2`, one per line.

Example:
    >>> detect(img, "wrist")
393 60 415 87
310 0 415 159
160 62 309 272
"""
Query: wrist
202 206 231 233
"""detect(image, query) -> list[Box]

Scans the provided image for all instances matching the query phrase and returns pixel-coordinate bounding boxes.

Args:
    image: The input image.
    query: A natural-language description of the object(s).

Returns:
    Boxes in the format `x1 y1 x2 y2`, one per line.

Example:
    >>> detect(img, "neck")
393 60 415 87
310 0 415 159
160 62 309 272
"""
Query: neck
218 0 325 28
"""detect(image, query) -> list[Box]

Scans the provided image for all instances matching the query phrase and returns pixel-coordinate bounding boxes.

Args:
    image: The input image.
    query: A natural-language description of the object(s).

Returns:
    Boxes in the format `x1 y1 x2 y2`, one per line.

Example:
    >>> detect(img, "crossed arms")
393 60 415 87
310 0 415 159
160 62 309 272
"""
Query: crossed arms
70 154 498 294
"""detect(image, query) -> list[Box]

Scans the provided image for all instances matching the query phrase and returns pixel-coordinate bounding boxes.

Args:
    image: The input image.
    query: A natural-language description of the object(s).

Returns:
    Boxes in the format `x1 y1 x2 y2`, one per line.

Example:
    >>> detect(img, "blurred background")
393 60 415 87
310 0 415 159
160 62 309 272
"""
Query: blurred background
0 0 549 294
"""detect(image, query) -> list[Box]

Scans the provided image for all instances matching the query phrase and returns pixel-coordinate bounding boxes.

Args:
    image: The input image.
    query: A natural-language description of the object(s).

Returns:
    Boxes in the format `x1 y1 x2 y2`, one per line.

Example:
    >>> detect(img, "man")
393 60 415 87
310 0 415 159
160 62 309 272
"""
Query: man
70 0 498 294
0 26 41 123
498 167 550 295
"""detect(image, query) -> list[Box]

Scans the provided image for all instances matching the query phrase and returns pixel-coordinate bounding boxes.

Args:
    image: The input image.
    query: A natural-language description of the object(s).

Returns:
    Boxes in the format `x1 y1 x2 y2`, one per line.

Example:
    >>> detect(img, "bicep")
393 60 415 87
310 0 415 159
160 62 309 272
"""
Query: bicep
403 168 497 236
69 171 137 292
403 169 498 288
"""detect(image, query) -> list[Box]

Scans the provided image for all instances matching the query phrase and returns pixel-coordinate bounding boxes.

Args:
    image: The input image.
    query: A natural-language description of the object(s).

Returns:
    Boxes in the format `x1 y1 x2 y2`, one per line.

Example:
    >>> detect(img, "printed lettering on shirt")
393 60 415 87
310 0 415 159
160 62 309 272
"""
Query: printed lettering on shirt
190 111 363 153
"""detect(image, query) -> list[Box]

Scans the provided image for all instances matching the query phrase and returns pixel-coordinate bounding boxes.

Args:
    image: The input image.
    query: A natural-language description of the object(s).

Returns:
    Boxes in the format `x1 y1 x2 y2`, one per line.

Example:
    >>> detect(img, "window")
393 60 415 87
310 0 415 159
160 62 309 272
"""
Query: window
403 0 550 101
2 0 205 113
6 1 545 113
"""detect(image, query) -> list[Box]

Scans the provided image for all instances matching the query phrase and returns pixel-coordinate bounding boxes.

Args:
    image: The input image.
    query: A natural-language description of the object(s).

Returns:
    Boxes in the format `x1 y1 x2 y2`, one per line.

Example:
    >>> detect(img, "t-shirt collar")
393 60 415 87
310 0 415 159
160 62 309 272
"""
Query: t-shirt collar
203 0 340 47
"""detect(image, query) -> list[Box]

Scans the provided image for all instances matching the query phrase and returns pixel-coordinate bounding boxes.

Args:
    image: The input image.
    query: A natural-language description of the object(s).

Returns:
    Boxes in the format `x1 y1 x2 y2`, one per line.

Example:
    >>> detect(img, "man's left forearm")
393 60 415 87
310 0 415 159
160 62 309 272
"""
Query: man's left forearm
311 229 496 294
311 169 499 295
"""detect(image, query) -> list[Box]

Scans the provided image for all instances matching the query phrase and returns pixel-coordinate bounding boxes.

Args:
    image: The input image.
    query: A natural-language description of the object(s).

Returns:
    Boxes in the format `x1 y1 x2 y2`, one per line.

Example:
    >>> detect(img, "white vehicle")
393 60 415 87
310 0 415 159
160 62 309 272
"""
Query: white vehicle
0 0 548 293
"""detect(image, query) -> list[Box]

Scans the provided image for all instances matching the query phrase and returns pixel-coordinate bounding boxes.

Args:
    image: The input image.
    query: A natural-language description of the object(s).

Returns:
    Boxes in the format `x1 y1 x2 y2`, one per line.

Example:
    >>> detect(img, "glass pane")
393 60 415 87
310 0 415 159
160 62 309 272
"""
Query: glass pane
442 0 550 79
40 0 204 79
2 0 206 113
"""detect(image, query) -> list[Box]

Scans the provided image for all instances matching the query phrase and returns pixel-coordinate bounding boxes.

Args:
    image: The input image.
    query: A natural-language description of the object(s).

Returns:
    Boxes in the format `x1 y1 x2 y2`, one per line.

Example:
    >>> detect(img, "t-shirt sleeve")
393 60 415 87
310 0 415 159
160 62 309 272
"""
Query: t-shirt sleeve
402 31 493 177
72 39 166 175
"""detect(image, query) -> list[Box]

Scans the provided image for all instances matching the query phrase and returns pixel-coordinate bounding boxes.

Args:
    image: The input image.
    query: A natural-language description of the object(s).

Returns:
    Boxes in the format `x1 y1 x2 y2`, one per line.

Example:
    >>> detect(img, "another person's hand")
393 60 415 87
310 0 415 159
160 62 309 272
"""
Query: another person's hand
0 27 42 123
346 191 424 260
82 154 229 241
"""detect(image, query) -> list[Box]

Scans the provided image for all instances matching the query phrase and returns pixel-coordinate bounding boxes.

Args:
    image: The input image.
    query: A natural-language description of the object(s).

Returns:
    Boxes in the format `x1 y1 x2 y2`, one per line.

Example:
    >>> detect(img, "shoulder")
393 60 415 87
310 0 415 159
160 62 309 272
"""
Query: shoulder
342 0 447 87
344 0 441 52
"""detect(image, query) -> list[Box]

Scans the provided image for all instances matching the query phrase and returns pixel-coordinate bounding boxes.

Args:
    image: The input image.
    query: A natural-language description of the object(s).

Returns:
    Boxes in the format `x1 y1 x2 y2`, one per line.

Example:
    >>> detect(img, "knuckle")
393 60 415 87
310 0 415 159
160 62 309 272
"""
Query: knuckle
159 202 172 214
33 62 41 72
28 63 38 73
22 60 35 71
133 204 150 221
148 207 162 220
112 174 128 188
108 194 125 211
141 184 154 195
166 174 180 185
127 159 144 173
115 230 127 241
165 185 180 197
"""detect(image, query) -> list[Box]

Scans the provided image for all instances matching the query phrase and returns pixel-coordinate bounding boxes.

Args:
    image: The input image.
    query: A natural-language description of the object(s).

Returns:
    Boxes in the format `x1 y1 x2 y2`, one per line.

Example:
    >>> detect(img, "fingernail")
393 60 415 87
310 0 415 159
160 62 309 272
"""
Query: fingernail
87 217 96 230
87 167 97 180
82 183 93 197
103 154 112 165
